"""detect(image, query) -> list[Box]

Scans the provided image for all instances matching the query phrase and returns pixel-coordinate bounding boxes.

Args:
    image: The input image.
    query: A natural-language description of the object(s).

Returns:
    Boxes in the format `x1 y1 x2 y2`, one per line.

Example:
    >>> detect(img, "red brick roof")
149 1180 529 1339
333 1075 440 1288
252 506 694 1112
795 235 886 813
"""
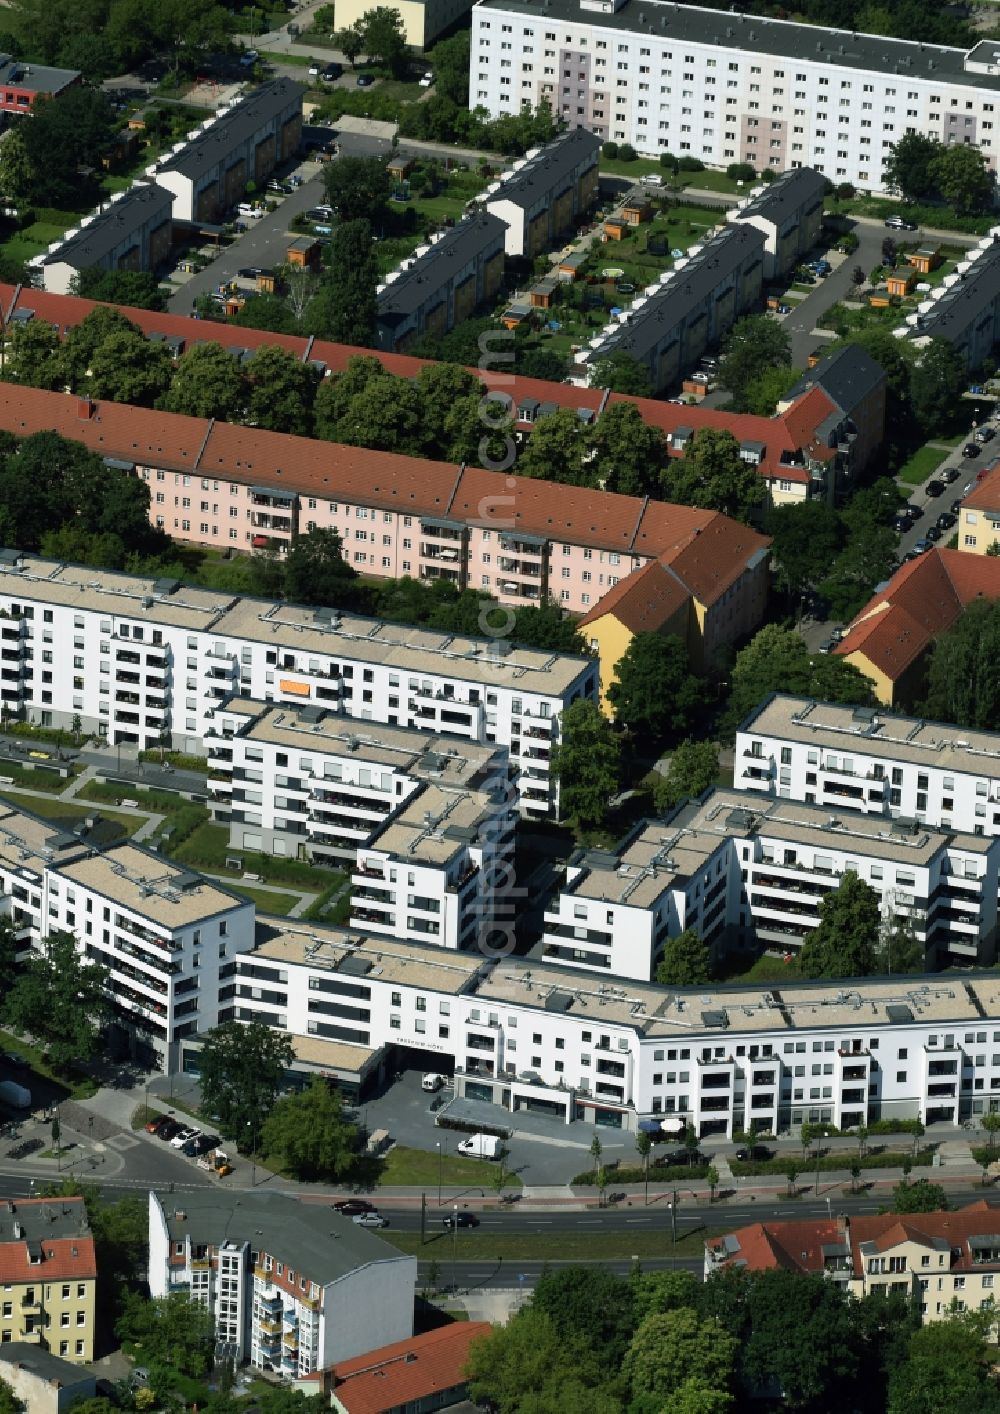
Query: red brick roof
664 512 771 607
706 1218 845 1275
578 558 690 631
0 1198 96 1284
956 462 1000 514
835 548 1000 682
327 1322 492 1414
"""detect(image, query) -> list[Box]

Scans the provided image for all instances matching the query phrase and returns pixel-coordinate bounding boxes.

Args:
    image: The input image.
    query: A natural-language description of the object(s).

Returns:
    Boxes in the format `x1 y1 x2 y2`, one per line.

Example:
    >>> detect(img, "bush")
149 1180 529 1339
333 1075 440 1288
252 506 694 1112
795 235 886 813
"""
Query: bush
677 155 706 172
732 1148 934 1178
602 141 619 159
573 1163 710 1185
836 182 857 199
618 142 637 162
759 168 777 183
727 162 756 182
435 1114 512 1139
659 151 678 171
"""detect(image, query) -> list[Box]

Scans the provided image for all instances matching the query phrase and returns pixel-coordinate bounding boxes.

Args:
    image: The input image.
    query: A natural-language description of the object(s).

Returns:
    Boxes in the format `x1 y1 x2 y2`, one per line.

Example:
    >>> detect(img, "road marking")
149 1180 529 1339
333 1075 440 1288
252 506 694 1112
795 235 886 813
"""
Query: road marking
526 1220 553 1225
625 1218 651 1224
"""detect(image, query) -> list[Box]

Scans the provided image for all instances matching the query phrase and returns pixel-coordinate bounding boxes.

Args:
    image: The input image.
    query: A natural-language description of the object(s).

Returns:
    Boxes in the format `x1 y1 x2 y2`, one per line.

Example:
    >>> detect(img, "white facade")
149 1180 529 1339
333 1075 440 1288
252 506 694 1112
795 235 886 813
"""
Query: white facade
148 1191 415 1379
735 695 1000 839
0 802 255 1069
229 917 1000 1135
0 553 596 818
538 787 1000 980
470 0 1000 192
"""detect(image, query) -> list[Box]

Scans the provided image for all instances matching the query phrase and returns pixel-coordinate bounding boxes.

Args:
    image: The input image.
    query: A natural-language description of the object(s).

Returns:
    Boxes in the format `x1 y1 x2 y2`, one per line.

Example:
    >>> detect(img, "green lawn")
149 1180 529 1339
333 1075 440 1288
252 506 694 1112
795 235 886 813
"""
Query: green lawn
230 884 300 915
76 779 199 813
897 444 950 486
0 1027 97 1099
261 49 313 67
381 1145 521 1190
168 820 344 890
0 791 142 837
385 1224 709 1262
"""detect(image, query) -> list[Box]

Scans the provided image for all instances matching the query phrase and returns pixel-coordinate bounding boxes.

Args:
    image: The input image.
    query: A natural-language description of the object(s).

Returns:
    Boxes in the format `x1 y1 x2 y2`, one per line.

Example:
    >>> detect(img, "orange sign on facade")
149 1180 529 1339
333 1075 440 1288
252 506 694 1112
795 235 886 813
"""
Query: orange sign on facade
279 679 310 697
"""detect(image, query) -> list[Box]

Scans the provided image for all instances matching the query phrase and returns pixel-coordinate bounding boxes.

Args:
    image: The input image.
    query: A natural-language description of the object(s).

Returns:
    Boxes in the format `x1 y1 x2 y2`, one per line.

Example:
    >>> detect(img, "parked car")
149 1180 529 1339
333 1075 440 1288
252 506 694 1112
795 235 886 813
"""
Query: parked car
817 637 836 654
238 266 264 280
977 426 996 443
735 1145 773 1162
940 466 960 483
925 479 945 496
913 538 931 554
964 444 981 459
332 1199 375 1217
182 1134 216 1158
893 515 910 533
884 214 917 230
776 303 792 314
951 498 964 515
306 206 334 222
356 73 374 87
654 1148 703 1168
903 504 921 521
813 259 832 274
442 1212 480 1229
308 60 321 76
239 50 258 69
925 524 943 542
145 1115 171 1135
936 511 957 530
352 1211 389 1228
169 1126 200 1149
322 63 343 80
419 71 434 87
1 1052 29 1069
156 1119 182 1141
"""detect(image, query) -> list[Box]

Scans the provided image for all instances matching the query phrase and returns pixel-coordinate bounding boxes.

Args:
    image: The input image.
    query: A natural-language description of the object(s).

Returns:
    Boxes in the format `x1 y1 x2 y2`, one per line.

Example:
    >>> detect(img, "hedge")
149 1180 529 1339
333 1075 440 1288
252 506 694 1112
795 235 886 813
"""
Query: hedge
434 1115 512 1140
732 1148 934 1178
574 1163 710 1185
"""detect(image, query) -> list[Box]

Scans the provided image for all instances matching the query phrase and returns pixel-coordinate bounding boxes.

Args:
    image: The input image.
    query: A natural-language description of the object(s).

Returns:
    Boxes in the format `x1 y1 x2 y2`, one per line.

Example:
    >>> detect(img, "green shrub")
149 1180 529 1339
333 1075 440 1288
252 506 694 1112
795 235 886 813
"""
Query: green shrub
573 1163 709 1185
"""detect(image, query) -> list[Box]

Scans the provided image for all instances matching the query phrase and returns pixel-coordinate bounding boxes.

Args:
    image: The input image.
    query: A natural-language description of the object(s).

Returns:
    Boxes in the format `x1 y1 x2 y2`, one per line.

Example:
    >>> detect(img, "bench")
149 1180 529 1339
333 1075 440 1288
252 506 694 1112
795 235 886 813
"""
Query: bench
242 872 262 883
120 798 139 809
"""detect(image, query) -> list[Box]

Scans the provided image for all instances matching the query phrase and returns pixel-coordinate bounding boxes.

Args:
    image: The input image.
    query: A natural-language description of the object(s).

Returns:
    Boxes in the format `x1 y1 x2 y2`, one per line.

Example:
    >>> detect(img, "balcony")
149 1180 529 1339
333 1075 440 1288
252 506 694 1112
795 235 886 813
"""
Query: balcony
498 535 545 558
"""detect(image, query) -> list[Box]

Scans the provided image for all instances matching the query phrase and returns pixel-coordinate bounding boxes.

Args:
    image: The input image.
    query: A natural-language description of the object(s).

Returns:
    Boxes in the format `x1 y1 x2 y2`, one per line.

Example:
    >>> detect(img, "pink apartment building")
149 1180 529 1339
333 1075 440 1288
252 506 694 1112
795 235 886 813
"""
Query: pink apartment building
0 383 769 666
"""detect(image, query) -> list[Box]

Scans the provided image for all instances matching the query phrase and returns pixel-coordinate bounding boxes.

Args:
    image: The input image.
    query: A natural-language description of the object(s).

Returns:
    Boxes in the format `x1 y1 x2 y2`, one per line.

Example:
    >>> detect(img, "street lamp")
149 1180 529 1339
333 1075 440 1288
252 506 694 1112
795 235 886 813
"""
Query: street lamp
246 1120 258 1188
451 1204 459 1295
436 1141 442 1208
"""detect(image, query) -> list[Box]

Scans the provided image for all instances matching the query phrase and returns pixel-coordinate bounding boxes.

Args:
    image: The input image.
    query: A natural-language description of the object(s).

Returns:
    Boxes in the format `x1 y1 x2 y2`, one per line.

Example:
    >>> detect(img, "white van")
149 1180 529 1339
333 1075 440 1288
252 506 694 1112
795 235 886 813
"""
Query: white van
422 1072 447 1092
642 173 664 187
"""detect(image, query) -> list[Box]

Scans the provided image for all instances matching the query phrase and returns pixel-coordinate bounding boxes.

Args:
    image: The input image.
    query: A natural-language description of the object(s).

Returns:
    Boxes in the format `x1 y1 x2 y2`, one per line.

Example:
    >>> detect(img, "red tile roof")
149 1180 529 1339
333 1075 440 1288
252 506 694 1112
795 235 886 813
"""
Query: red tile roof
327 1322 492 1414
706 1218 845 1276
664 512 771 607
0 1197 96 1284
835 548 1000 682
958 462 1000 514
578 558 690 631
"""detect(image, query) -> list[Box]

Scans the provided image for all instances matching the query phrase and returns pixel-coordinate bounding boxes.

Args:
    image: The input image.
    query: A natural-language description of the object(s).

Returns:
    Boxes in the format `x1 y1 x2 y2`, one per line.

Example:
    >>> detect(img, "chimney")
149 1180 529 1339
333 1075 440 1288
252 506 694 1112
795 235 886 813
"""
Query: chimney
77 396 95 420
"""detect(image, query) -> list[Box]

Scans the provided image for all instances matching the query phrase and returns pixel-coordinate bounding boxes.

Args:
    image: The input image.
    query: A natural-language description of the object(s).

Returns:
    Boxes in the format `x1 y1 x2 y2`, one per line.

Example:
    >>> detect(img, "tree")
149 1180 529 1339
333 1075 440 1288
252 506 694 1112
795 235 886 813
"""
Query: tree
261 1077 359 1181
283 529 360 608
631 1269 700 1323
768 501 844 600
929 142 994 214
724 624 874 733
3 931 108 1072
740 1270 863 1410
624 1308 737 1402
819 519 899 621
0 1378 22 1414
116 1288 215 1377
58 307 145 392
740 363 802 417
532 1267 637 1365
880 914 924 975
590 402 666 497
0 124 31 201
85 329 174 406
3 318 64 389
883 132 939 201
517 407 590 485
922 599 1000 730
0 918 21 1001
891 1178 948 1213
197 1020 294 1147
466 1308 613 1413
665 1379 735 1414
244 345 318 435
888 1316 1000 1414
322 155 391 225
19 83 114 206
706 1165 720 1202
509 602 586 654
798 872 881 979
910 338 966 435
232 292 298 335
718 315 791 412
160 343 246 421
306 219 378 346
588 352 653 397
359 6 408 75
654 739 719 814
983 1111 1000 1153
656 928 712 987
665 428 766 522
334 24 364 66
607 633 706 742
73 269 167 310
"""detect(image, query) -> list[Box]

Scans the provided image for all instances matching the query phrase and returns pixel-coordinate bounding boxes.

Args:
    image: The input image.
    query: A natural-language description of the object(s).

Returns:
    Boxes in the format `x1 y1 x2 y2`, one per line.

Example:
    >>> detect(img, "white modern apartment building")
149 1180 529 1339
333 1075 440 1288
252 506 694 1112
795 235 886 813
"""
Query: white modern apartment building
206 697 510 864
735 695 1000 838
539 786 1000 979
470 0 1000 191
223 914 1000 1135
0 801 255 1070
0 552 596 818
148 1190 414 1378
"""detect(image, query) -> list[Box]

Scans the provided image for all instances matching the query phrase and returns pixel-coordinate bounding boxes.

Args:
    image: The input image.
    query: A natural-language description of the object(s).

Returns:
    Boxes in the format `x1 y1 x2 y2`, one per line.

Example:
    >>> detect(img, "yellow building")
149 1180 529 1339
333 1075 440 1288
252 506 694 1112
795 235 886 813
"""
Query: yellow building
580 561 690 712
0 1198 97 1363
329 0 473 48
958 465 1000 554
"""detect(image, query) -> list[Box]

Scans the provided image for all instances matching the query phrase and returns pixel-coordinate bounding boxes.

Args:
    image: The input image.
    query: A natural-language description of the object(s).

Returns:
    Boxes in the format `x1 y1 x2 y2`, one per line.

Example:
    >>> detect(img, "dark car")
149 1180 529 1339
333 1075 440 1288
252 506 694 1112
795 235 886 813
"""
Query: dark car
156 1118 183 1142
182 1134 217 1157
322 63 343 80
951 498 964 515
940 466 960 483
442 1212 480 1229
655 1148 703 1167
238 267 264 279
1 1052 29 1069
936 511 957 530
332 1199 375 1217
977 426 996 443
925 479 945 497
145 1114 172 1136
735 1145 773 1162
893 515 909 533
356 73 374 87
925 524 943 542
964 443 981 459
